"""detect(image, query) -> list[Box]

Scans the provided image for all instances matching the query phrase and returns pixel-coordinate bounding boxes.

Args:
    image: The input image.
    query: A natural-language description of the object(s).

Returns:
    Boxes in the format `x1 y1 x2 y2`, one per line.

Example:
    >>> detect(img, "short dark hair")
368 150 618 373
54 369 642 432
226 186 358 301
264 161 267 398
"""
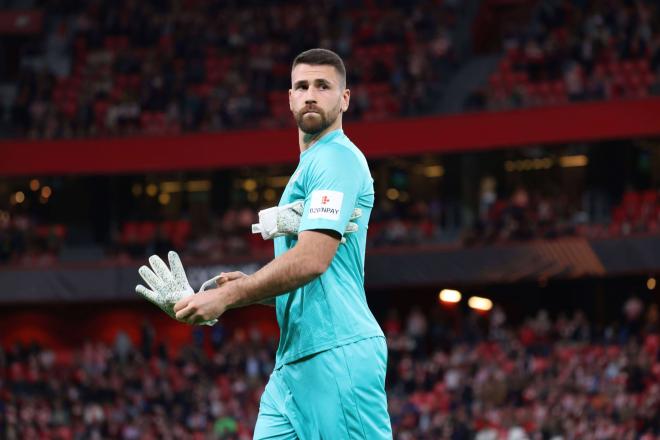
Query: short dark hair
292 48 346 88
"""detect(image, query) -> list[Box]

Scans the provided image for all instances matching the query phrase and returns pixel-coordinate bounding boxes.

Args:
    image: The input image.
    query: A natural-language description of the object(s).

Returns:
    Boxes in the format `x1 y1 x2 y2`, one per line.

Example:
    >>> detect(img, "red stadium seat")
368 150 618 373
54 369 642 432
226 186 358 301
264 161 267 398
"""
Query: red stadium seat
172 220 192 247
611 206 626 223
551 80 566 98
162 220 179 241
514 71 528 84
366 83 391 96
92 100 110 128
121 221 140 244
622 60 635 76
643 72 655 86
641 189 657 205
193 83 212 98
608 221 622 236
60 99 77 118
489 72 503 88
499 58 512 73
104 36 130 53
627 74 642 89
502 71 517 90
622 191 640 209
53 224 67 239
608 61 622 76
138 221 157 243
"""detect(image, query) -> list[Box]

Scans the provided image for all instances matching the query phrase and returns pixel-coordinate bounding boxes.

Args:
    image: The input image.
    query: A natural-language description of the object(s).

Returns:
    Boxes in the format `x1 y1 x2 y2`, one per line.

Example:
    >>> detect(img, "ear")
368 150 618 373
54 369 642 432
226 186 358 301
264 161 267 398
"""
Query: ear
289 88 293 112
341 88 350 112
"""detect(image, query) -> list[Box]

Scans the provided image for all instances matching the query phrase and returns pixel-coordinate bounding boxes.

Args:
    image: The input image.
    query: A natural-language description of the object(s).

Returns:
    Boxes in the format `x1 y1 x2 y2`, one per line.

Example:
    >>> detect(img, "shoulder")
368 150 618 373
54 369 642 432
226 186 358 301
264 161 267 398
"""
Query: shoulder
310 138 367 172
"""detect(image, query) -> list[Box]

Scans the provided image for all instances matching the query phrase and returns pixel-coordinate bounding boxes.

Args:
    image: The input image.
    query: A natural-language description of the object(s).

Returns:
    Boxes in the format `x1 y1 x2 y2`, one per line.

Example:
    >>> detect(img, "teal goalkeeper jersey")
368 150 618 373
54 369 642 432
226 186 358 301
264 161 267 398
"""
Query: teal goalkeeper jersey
273 128 384 367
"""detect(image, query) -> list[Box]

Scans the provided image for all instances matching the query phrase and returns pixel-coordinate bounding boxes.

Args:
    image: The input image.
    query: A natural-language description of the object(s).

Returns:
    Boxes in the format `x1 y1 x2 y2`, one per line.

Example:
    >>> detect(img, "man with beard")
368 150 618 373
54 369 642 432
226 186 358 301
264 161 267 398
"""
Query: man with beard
173 48 391 439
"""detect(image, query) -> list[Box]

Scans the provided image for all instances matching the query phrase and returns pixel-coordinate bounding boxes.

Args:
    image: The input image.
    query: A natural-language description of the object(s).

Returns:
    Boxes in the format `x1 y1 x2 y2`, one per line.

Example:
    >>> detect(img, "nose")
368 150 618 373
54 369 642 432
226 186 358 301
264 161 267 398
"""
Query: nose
304 87 318 104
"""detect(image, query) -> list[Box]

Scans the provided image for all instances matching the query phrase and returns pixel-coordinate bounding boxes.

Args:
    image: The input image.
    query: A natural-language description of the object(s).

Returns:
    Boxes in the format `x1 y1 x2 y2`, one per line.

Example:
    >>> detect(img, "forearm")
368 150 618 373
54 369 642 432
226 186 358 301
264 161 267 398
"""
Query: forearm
224 246 325 310
173 231 339 324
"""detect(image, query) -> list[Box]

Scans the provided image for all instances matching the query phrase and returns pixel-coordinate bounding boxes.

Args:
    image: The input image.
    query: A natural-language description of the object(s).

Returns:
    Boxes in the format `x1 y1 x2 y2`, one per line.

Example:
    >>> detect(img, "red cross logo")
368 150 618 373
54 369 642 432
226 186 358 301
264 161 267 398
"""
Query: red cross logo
321 195 330 205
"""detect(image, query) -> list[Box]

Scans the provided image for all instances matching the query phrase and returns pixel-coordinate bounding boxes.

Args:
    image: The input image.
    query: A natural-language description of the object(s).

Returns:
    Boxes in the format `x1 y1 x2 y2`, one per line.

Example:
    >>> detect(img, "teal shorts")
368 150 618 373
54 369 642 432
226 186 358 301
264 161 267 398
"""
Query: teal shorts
253 336 392 440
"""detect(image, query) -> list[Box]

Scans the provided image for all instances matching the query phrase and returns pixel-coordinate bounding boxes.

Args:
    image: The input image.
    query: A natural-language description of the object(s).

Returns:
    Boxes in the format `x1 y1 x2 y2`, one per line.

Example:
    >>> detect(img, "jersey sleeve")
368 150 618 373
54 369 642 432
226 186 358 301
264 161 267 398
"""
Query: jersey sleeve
298 145 363 237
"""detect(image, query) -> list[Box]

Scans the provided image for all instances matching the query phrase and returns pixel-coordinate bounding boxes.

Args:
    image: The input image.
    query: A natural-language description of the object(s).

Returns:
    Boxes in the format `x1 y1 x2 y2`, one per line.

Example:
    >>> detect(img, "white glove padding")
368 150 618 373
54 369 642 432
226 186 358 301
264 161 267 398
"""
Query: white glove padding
251 200 361 243
135 251 217 326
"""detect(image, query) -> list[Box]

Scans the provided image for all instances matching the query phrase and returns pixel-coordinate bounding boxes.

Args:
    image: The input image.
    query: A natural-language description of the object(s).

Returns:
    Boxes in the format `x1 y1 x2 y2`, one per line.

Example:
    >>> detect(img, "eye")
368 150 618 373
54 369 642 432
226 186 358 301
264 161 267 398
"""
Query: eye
296 84 308 90
320 84 329 90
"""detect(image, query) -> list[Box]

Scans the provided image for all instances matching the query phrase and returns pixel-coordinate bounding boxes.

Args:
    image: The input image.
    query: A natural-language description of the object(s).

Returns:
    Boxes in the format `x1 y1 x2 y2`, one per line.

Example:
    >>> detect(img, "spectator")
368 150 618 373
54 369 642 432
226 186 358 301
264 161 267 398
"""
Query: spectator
2 304 659 438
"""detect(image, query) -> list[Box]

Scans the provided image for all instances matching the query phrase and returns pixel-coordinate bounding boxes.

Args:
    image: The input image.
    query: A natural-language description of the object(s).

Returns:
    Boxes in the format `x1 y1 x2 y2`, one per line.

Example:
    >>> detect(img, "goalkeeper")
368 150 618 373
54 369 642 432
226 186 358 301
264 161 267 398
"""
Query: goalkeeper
171 48 390 439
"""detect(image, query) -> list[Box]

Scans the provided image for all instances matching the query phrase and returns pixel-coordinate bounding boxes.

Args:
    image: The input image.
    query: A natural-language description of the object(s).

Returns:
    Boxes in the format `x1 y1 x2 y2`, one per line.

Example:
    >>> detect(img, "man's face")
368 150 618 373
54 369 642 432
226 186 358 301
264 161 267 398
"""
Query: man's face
289 64 350 135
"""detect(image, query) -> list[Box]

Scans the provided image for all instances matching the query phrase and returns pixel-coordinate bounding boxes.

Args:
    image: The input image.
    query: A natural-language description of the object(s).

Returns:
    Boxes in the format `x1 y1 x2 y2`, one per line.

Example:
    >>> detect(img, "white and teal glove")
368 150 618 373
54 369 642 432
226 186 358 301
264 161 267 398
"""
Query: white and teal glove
135 251 217 326
251 199 361 243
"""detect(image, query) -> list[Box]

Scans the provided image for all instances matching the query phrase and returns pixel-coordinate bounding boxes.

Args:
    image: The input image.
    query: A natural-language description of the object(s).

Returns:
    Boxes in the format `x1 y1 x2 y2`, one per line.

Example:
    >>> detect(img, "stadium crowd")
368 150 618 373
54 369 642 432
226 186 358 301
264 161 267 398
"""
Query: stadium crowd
7 0 660 140
8 0 459 139
1 299 658 439
2 185 658 265
470 0 660 110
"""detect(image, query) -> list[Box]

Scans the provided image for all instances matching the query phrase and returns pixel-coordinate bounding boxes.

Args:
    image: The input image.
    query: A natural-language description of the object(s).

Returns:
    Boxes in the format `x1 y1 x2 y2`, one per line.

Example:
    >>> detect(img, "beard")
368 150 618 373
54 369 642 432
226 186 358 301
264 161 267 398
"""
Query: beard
295 102 340 135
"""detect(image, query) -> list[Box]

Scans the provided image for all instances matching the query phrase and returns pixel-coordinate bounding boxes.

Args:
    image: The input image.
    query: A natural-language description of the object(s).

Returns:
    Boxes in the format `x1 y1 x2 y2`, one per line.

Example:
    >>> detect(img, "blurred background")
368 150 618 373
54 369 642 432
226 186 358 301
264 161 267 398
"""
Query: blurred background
0 0 659 439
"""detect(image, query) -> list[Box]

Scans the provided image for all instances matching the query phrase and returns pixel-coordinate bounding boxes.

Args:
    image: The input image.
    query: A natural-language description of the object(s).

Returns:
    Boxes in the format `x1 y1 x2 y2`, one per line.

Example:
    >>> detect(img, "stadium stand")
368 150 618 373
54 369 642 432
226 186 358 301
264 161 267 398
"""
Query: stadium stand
2 184 658 265
470 0 660 110
6 0 658 139
2 303 658 439
5 0 461 139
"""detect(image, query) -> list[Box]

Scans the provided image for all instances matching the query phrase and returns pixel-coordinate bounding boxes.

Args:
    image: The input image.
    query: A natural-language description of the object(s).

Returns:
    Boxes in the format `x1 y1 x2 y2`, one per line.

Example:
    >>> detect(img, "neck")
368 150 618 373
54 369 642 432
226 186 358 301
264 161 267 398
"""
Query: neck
298 118 342 153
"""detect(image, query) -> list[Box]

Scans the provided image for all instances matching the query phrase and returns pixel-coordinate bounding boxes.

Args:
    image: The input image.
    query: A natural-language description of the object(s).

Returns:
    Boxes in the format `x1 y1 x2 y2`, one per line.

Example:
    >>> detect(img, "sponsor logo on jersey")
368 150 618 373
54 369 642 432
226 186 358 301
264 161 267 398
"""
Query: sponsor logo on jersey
308 190 343 220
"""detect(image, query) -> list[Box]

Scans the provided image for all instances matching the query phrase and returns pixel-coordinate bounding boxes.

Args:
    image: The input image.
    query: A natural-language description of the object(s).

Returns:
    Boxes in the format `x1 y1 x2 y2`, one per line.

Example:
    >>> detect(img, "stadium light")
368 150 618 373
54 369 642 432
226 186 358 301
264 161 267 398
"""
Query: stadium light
648 277 657 290
468 296 493 312
559 155 588 168
29 179 40 191
242 179 257 192
146 183 158 197
41 186 52 198
264 188 277 201
386 188 399 200
131 184 143 197
266 176 290 188
505 158 554 172
439 289 461 304
161 181 182 193
424 165 444 178
187 180 212 192
14 191 25 204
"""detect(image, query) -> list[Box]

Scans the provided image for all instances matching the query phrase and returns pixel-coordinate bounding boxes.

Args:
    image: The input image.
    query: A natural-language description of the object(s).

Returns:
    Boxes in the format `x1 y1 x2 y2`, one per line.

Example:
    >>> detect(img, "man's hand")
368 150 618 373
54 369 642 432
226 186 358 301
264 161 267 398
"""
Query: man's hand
215 271 247 287
174 271 274 322
174 286 228 324
216 271 276 307
135 251 217 326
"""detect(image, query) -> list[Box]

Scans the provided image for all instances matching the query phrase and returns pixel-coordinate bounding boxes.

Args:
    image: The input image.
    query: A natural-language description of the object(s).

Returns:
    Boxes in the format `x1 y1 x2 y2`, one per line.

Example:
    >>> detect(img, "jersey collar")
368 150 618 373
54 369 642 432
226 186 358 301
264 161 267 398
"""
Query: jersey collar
300 128 344 157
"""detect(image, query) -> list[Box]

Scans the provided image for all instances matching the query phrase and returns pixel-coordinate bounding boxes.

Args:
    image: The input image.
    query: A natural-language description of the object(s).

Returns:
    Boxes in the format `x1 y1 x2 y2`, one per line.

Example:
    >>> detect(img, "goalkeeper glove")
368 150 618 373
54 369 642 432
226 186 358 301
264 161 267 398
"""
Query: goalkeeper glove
251 199 361 242
135 251 217 326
